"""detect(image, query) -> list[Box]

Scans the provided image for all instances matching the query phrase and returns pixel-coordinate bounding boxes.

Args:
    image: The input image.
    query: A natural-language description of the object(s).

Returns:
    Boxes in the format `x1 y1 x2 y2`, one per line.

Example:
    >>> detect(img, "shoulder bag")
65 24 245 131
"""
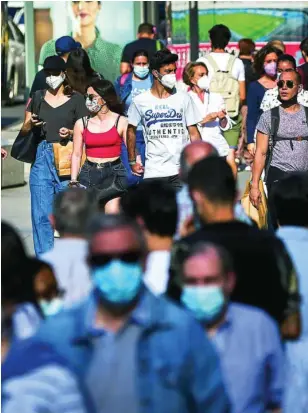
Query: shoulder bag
11 91 45 164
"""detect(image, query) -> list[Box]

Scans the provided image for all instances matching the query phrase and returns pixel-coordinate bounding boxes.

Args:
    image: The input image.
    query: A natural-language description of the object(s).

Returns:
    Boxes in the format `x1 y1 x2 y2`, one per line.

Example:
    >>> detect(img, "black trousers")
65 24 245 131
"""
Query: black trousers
266 166 292 230
144 174 183 192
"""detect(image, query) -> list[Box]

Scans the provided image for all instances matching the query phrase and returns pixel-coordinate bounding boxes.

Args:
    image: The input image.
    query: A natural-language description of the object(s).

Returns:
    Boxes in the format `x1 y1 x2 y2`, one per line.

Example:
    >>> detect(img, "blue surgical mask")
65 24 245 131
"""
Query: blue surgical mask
181 285 225 324
133 65 150 79
92 259 143 304
39 297 63 317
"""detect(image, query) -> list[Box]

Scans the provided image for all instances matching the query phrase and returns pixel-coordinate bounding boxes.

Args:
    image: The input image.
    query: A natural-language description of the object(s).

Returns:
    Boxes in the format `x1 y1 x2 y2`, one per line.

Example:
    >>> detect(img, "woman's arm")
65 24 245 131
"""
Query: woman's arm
70 119 84 182
246 82 264 146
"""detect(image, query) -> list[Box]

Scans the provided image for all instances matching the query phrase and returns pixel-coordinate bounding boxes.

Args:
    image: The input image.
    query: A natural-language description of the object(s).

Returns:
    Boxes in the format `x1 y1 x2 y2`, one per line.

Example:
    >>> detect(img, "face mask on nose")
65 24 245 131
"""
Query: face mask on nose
46 74 65 90
133 65 150 79
197 75 210 91
181 285 225 324
157 73 177 89
264 61 277 77
85 97 104 113
92 259 143 304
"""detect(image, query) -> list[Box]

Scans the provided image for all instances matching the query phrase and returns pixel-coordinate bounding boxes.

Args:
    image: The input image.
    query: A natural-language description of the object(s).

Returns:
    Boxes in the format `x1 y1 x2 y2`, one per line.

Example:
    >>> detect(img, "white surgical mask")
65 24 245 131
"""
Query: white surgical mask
158 73 177 89
197 75 210 91
85 97 103 113
46 74 65 90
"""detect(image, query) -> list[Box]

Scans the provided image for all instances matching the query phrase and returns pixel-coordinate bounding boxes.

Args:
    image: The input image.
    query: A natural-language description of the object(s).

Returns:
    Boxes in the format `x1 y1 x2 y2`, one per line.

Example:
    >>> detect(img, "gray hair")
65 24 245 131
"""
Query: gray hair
186 242 234 276
53 188 97 236
87 213 147 255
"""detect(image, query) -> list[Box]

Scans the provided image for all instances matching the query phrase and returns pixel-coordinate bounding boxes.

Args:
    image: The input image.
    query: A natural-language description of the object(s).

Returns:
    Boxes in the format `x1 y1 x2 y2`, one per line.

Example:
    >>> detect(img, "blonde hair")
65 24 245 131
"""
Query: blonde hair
183 62 208 87
267 40 285 53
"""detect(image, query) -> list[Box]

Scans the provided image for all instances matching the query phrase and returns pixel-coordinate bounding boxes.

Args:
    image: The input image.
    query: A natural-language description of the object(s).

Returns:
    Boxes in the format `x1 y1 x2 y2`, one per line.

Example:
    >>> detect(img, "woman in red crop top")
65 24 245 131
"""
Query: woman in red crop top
70 79 129 212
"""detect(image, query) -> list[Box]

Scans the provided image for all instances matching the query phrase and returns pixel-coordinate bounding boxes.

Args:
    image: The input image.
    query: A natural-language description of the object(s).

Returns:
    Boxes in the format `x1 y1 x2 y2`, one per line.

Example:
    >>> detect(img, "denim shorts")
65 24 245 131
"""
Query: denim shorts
79 158 128 204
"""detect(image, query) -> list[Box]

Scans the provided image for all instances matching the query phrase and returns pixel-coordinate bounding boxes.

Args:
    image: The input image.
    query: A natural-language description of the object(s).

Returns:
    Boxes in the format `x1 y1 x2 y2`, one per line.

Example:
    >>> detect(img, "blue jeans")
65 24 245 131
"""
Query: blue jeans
121 129 145 186
30 141 69 256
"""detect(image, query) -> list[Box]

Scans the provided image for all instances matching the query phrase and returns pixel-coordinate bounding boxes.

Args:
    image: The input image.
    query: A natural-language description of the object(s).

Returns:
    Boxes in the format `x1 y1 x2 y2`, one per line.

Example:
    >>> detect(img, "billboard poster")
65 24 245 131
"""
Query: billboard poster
169 1 308 79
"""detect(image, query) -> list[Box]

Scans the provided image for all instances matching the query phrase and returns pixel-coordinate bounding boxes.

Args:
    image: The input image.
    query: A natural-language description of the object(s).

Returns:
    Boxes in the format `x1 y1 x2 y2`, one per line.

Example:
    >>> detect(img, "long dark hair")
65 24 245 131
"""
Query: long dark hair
90 78 124 115
253 45 282 76
66 48 97 94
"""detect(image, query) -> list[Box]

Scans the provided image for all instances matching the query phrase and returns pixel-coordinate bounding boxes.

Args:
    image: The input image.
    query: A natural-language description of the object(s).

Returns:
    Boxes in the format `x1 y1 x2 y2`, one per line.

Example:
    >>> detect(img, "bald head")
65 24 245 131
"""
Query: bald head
180 142 218 182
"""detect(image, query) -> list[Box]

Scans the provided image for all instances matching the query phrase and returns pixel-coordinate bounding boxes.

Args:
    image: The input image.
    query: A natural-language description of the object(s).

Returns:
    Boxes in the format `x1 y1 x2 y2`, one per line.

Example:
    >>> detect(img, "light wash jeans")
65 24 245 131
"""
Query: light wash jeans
29 141 68 256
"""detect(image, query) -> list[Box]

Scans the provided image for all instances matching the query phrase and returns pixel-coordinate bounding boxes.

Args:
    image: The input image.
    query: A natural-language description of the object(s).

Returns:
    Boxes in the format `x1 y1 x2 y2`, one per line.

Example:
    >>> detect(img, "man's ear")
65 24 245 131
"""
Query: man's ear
152 69 159 79
225 271 236 295
191 189 202 204
49 214 55 229
298 84 303 94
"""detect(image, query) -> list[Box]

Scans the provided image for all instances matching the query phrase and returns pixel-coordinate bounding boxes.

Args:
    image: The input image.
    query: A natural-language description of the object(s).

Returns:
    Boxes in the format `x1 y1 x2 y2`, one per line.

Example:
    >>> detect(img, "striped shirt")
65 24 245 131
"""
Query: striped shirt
39 28 122 83
2 364 87 413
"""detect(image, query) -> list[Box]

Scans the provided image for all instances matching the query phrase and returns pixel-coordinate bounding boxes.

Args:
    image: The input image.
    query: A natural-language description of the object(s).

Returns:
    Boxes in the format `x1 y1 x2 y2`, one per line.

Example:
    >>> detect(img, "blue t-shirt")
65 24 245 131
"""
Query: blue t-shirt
125 77 153 130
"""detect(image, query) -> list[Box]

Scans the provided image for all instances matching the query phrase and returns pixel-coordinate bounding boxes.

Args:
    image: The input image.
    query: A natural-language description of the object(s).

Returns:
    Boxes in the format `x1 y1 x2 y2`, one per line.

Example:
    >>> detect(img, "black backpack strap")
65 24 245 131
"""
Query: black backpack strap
270 106 280 144
265 106 280 182
304 105 308 126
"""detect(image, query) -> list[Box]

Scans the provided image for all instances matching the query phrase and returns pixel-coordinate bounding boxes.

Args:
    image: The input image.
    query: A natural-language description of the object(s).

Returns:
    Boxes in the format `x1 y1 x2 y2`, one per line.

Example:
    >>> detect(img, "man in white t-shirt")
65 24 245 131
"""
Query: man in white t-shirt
127 49 202 190
198 25 246 176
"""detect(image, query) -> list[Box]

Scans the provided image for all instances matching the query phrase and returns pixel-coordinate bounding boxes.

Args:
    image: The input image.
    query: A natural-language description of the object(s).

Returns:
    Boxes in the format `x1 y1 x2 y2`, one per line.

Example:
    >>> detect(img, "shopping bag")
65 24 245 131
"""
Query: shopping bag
52 141 86 177
241 178 268 229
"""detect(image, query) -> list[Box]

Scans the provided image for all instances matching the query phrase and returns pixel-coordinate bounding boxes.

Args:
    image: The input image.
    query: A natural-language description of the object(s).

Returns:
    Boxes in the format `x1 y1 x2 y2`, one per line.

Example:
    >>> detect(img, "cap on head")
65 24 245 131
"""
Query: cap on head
55 36 81 56
43 55 67 71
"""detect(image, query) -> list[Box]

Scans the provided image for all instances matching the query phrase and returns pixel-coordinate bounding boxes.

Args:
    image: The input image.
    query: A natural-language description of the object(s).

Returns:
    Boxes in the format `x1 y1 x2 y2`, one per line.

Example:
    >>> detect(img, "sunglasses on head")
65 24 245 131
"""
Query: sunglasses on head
89 252 141 267
277 80 295 89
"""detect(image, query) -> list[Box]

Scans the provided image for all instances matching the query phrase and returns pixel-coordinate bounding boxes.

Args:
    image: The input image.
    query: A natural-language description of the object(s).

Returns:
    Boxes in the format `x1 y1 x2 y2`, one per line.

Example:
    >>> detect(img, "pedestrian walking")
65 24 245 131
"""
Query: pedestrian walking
120 23 164 75
34 214 231 413
272 173 308 413
40 188 96 307
169 242 285 413
250 71 308 225
121 180 177 295
127 49 201 190
30 36 81 98
115 49 153 186
298 37 308 90
70 78 128 213
24 56 89 256
246 45 282 155
171 157 301 338
261 54 308 111
197 24 246 176
182 61 231 157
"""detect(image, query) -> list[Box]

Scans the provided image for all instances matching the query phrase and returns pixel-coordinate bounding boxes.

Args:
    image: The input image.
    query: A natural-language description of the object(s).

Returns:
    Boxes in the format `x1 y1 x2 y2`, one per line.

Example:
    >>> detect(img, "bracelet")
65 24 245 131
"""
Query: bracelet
129 160 136 166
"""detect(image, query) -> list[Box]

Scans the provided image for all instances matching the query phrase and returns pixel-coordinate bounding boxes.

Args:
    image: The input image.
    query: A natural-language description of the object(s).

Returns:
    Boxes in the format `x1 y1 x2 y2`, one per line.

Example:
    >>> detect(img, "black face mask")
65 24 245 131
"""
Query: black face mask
278 94 298 108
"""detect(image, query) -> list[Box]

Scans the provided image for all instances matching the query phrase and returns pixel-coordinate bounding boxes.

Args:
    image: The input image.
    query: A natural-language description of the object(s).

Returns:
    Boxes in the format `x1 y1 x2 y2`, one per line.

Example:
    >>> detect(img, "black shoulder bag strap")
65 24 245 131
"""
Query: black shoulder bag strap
115 115 121 130
304 105 308 126
264 106 280 182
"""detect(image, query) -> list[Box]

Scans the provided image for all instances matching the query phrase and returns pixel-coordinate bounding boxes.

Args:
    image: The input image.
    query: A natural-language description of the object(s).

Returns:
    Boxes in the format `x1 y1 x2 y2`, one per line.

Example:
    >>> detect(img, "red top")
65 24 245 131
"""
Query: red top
83 117 122 158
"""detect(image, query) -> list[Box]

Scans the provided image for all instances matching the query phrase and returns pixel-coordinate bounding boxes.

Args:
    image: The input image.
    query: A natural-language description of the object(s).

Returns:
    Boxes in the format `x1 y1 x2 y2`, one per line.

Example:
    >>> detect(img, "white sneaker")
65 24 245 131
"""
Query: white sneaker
54 230 60 238
245 165 252 171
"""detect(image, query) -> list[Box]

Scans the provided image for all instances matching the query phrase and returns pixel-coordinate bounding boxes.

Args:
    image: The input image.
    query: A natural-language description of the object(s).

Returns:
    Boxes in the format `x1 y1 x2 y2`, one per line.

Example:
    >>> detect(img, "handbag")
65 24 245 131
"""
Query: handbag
241 177 268 229
11 91 44 164
53 116 88 177
52 141 86 177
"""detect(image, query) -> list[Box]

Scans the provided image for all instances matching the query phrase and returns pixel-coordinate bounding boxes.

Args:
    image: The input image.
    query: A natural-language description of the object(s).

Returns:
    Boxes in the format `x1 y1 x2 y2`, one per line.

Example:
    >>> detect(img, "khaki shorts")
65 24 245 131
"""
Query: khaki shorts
223 114 242 149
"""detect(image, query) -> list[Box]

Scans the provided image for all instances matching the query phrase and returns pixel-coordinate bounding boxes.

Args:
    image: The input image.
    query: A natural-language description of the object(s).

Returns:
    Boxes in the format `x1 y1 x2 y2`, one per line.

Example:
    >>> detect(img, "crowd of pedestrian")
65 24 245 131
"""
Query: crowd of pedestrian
2 20 308 413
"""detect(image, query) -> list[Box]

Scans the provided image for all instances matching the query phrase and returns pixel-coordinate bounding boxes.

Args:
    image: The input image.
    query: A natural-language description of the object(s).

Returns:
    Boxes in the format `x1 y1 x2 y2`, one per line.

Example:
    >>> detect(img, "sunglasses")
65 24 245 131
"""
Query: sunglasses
84 93 100 101
277 80 295 89
89 252 141 267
